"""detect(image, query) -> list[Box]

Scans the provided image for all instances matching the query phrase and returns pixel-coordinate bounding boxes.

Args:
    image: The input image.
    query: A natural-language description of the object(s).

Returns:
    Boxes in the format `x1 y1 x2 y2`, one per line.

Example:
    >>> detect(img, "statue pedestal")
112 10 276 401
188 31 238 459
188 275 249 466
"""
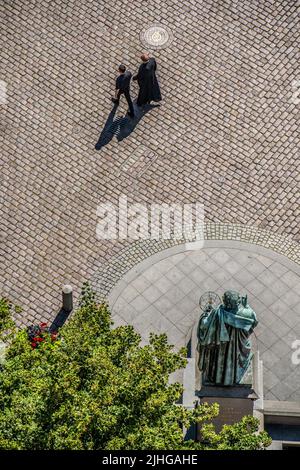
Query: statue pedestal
197 385 257 435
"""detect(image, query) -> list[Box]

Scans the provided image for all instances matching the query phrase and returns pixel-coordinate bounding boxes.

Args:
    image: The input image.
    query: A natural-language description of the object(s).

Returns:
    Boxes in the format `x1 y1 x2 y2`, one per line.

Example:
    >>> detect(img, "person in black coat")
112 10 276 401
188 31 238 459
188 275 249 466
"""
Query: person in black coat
111 64 135 117
133 53 162 107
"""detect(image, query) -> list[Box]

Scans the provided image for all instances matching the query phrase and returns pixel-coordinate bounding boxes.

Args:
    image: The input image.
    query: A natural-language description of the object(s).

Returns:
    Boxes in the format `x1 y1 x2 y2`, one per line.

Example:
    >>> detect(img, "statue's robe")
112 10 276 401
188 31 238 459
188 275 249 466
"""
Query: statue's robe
197 305 258 386
134 58 162 106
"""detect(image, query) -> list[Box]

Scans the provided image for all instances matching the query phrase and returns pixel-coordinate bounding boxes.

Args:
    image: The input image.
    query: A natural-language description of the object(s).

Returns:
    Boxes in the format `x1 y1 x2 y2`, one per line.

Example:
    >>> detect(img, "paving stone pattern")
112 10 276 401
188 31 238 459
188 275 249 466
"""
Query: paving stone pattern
1 1 299 328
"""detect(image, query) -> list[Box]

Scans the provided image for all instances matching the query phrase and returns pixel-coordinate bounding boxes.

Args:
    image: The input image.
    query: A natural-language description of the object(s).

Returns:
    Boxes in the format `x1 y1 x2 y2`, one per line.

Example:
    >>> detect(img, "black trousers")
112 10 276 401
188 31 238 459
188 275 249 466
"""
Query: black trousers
117 89 134 115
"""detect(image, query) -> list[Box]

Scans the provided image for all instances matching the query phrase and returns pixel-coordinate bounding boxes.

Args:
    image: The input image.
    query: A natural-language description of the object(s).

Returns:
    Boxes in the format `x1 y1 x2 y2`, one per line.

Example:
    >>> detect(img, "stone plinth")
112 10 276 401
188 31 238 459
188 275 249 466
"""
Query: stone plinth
197 385 257 436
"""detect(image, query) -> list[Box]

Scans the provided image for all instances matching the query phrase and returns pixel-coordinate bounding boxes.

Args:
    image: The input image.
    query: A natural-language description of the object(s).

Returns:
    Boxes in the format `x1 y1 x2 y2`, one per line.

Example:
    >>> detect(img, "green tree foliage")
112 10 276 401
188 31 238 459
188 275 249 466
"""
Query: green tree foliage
200 417 271 450
0 285 271 450
0 298 17 341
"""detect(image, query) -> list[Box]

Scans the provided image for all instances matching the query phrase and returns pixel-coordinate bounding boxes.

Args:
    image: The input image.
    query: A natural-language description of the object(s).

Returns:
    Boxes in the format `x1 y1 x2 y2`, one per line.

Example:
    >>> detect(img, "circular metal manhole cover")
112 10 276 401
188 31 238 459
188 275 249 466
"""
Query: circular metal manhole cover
140 24 173 49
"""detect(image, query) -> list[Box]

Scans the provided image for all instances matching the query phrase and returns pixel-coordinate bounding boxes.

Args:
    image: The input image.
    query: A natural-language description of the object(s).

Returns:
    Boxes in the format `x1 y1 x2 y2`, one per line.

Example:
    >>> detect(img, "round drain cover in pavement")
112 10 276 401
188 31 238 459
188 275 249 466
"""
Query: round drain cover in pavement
140 24 173 49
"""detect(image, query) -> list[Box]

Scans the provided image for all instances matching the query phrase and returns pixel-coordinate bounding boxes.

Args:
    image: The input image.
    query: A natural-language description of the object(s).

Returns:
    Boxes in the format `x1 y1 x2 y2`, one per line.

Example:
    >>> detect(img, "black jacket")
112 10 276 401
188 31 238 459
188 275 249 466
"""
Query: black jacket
116 71 132 92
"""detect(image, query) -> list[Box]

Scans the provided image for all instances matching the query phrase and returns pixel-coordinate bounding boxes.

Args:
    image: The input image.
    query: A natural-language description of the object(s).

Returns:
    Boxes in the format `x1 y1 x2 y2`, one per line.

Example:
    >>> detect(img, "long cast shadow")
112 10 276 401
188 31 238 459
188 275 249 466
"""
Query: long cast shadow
49 308 71 333
95 103 160 150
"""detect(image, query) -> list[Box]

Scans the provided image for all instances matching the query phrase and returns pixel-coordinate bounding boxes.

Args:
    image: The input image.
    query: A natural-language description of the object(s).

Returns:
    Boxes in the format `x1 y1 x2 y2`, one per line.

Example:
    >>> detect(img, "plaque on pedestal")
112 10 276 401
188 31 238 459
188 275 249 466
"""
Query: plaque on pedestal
197 385 257 436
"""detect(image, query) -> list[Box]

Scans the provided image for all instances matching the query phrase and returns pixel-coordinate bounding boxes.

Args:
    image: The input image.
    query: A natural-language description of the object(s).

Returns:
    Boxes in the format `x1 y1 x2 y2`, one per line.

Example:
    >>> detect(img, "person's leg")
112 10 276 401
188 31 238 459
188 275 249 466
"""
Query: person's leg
136 92 144 107
111 90 122 105
124 90 135 116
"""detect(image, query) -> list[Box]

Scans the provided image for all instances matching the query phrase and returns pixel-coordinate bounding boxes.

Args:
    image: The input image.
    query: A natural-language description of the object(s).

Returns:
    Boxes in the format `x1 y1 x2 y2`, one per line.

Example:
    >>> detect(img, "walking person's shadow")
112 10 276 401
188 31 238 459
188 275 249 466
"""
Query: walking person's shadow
95 102 160 150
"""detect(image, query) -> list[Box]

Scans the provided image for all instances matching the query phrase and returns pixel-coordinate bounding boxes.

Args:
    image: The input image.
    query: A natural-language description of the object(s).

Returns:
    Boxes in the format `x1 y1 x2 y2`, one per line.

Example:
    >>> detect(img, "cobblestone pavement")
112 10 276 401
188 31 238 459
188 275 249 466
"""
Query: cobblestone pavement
109 243 300 401
1 0 299 328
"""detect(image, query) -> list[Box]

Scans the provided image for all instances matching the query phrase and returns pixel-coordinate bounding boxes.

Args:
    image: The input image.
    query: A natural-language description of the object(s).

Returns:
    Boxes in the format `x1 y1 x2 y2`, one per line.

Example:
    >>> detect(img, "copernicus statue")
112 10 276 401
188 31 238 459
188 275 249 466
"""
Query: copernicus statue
197 291 258 386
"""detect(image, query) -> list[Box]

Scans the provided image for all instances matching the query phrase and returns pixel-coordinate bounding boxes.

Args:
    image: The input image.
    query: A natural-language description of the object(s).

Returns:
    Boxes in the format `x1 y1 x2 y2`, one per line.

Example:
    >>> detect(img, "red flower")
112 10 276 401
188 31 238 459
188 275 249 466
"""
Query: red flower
31 342 37 349
40 322 48 328
36 337 43 342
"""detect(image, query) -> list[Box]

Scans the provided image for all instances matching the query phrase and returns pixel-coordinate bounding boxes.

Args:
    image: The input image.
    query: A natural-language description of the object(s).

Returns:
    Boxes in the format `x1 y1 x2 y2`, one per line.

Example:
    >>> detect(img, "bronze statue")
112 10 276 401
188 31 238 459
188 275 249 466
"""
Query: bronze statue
197 291 258 386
